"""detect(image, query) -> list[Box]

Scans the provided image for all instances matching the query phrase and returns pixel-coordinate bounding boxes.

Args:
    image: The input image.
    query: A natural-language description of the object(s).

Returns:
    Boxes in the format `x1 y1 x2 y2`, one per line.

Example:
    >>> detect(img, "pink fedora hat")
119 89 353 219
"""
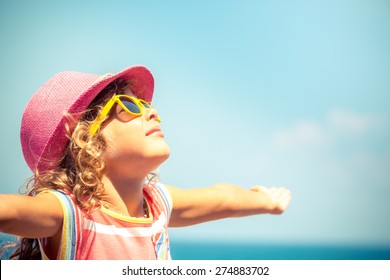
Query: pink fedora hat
20 65 154 172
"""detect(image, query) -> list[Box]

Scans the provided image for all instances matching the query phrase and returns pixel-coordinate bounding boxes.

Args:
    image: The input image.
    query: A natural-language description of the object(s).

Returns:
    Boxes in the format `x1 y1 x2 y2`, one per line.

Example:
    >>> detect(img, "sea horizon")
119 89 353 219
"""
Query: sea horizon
1 233 389 260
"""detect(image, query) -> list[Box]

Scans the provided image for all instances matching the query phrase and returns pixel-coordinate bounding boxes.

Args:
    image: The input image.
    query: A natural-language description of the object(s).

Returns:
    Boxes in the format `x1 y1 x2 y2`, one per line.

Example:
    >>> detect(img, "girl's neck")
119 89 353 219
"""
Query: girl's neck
100 174 146 218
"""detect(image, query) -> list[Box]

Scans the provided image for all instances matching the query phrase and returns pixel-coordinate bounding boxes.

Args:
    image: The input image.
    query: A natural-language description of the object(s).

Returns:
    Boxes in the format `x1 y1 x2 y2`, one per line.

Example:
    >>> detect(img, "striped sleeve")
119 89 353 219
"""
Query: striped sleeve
154 183 173 219
38 190 79 260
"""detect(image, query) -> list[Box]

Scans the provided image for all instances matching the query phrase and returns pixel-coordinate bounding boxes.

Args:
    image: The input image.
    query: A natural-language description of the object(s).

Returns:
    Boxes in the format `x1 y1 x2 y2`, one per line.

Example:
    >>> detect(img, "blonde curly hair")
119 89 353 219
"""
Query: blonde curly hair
10 78 131 259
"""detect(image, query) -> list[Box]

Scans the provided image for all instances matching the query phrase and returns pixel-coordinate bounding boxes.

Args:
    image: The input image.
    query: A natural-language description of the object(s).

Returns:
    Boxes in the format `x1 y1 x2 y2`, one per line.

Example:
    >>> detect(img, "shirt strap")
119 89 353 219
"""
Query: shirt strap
40 190 78 260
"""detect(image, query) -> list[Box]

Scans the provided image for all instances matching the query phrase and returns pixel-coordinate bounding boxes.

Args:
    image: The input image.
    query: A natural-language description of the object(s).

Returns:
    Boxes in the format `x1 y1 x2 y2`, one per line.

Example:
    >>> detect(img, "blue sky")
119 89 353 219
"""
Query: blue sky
0 0 389 247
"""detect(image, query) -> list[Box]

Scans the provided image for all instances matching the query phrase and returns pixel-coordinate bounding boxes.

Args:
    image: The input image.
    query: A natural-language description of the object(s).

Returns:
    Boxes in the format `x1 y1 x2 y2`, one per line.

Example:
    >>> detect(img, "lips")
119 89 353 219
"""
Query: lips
146 127 164 137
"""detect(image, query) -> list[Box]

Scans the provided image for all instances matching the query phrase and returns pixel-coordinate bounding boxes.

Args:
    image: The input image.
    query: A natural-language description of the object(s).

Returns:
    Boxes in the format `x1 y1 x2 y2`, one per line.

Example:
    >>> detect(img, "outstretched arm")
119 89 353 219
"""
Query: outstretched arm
167 183 291 227
0 193 63 238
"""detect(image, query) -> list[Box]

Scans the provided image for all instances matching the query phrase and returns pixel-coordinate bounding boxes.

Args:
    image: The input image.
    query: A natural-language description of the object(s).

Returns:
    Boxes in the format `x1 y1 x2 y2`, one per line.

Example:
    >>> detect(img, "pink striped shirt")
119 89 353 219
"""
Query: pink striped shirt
39 183 173 260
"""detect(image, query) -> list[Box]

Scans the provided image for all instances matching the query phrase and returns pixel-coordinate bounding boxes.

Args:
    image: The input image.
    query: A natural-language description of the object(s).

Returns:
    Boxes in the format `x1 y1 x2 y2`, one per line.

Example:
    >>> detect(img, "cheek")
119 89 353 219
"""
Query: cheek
101 118 170 169
102 120 146 158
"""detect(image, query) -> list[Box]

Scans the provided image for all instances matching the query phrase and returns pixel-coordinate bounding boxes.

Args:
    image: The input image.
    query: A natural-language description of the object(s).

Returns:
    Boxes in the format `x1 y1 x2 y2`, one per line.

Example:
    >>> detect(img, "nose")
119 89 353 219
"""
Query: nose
145 107 162 122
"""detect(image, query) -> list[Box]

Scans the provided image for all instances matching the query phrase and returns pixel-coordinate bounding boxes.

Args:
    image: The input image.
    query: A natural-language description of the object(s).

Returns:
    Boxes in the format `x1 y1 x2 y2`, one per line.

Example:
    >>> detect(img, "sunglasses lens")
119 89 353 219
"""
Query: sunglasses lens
139 100 151 108
120 97 141 114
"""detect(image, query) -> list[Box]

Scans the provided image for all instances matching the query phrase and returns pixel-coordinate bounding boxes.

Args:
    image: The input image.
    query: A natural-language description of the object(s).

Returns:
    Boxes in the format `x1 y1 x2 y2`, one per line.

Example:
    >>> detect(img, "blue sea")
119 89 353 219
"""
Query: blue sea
1 233 389 260
170 241 390 260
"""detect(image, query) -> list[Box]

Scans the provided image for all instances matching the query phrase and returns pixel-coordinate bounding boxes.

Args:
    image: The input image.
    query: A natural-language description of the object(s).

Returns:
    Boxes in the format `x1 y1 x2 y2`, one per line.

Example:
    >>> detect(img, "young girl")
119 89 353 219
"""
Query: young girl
0 65 291 260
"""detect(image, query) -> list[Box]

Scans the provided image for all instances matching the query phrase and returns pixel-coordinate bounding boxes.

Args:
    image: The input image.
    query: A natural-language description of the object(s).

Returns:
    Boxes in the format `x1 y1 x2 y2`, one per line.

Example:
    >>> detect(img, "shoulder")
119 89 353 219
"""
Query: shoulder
39 189 76 208
38 189 84 221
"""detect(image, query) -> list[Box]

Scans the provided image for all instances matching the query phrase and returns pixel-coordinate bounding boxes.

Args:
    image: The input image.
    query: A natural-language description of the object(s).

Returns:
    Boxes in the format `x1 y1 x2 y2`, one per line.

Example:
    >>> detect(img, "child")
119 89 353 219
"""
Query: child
0 65 291 260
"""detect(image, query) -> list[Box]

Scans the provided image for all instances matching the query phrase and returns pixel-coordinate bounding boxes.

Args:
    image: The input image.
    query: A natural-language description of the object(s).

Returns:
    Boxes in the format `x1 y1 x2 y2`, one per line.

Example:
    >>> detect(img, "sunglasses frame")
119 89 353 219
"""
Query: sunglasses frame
89 95 160 136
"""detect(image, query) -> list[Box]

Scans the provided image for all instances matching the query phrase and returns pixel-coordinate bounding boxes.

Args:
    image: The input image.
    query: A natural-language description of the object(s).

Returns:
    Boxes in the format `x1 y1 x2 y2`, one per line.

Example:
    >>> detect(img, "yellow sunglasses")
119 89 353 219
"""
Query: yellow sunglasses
89 95 161 136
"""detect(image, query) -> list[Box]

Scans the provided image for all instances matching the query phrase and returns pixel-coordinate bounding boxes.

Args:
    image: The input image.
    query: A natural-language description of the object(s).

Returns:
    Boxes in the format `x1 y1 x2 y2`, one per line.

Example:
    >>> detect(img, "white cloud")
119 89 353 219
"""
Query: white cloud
271 121 329 150
327 109 380 134
270 109 384 151
244 108 389 188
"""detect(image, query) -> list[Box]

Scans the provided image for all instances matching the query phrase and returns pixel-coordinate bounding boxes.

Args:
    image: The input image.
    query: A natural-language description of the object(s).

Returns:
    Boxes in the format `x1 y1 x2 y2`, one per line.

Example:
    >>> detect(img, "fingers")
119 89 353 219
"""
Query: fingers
250 186 268 193
270 187 292 213
251 185 292 214
277 188 292 211
251 185 290 197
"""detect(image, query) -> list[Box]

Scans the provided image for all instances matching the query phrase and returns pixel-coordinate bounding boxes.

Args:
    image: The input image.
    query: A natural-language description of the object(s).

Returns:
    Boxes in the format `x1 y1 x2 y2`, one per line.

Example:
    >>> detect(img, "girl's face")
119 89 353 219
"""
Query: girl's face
101 91 170 178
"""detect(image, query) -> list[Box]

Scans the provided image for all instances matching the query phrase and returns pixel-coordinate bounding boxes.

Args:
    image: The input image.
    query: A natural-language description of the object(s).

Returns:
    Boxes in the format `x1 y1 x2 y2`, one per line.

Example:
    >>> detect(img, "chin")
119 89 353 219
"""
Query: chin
155 142 171 159
146 155 169 176
155 148 171 165
146 143 170 166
